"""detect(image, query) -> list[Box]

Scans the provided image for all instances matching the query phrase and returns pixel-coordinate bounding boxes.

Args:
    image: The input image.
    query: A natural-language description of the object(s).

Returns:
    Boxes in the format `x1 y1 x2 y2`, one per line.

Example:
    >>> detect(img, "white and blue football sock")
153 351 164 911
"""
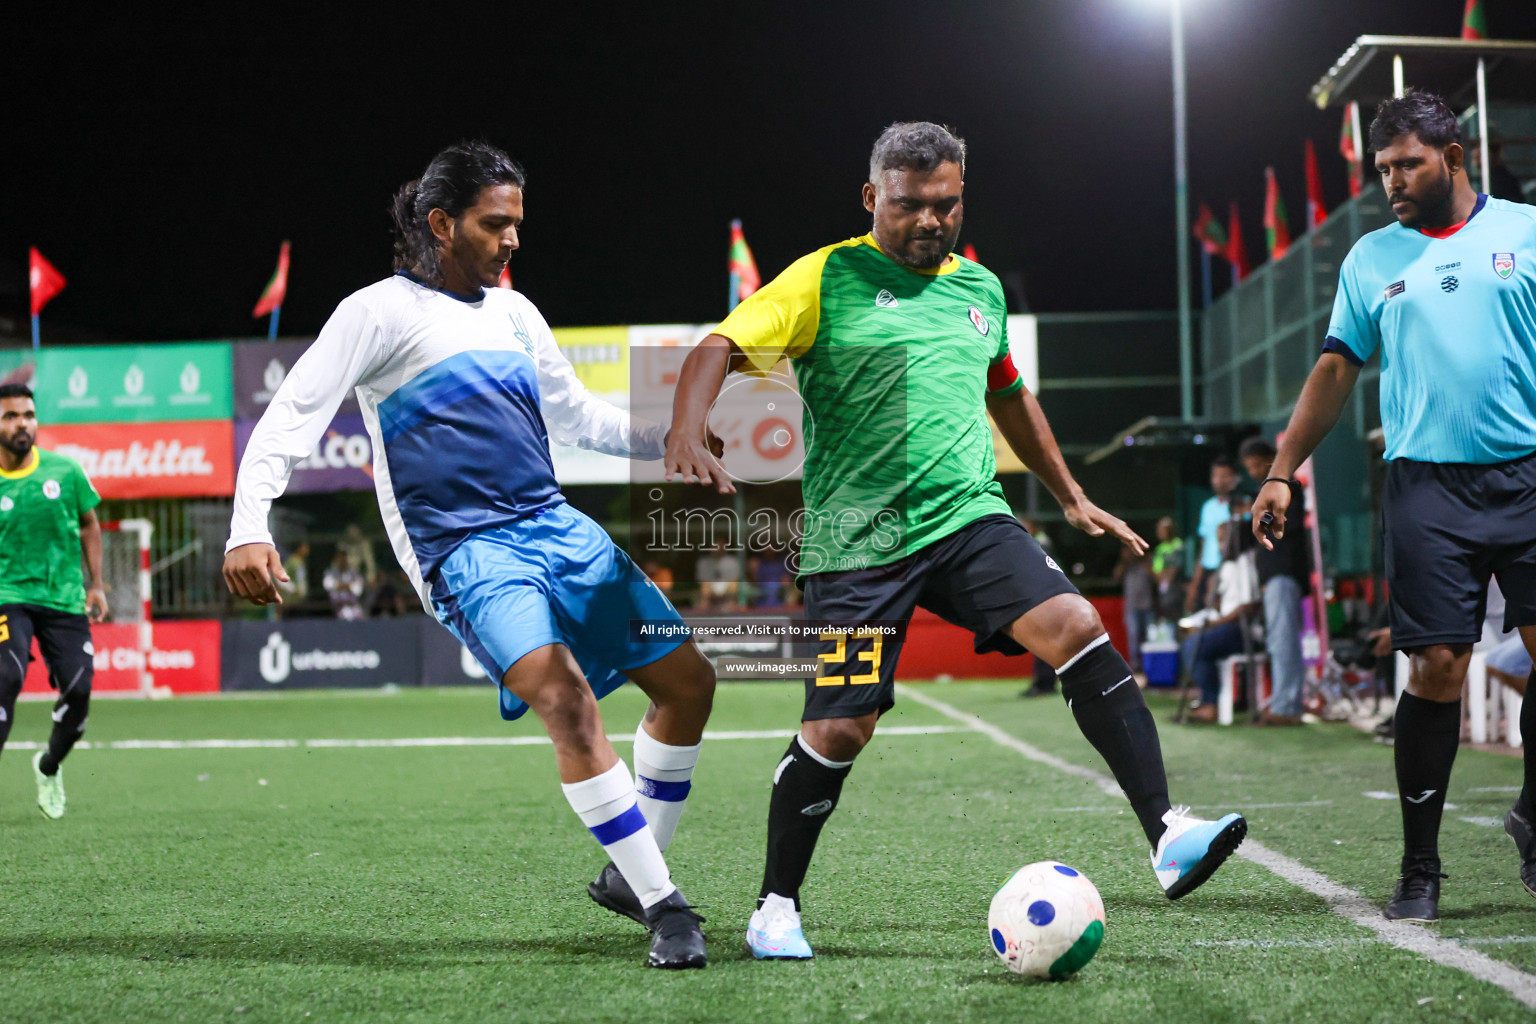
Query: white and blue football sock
562 760 676 908
632 723 700 853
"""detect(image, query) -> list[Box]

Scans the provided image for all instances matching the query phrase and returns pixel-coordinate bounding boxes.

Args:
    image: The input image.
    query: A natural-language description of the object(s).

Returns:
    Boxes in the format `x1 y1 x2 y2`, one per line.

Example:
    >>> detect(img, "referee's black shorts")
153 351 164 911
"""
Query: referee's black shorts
800 514 1079 721
1383 452 1536 649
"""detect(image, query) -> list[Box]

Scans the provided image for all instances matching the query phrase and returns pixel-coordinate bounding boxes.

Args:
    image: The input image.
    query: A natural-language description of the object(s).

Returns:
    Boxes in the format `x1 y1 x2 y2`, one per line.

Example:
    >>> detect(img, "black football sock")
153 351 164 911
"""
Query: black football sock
1522 671 1535 816
1393 691 1461 870
38 681 90 776
759 734 854 910
0 671 19 760
1057 637 1171 847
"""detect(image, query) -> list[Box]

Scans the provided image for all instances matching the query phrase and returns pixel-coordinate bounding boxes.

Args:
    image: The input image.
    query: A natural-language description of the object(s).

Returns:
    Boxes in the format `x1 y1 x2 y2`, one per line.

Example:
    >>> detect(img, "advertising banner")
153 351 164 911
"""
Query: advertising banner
20 620 222 694
232 339 351 420
220 618 421 690
234 415 374 493
33 343 233 424
419 617 494 687
38 420 236 498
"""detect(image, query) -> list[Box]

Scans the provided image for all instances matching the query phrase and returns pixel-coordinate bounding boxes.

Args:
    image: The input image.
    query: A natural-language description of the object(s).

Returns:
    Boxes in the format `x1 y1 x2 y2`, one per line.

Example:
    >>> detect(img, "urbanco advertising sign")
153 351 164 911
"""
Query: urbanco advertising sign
221 619 420 690
34 343 233 424
38 420 236 499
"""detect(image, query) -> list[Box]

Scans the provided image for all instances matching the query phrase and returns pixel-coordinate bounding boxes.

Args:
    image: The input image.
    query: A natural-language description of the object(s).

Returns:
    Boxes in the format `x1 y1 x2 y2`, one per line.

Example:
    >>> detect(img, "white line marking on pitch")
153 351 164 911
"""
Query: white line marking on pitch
1197 935 1536 950
0 724 966 752
896 684 1536 1011
1044 800 1334 814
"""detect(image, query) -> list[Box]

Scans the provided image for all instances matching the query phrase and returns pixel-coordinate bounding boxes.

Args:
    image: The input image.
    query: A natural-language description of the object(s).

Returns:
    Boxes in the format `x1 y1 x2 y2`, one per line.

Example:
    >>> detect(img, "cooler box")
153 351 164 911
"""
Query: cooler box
1141 641 1179 687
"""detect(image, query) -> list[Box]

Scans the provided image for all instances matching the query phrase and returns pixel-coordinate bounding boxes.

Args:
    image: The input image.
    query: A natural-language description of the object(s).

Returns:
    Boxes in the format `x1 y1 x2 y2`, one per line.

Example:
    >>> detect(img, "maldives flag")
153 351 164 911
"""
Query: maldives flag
1226 202 1252 281
29 247 66 316
1192 203 1229 256
252 240 291 318
1339 102 1363 198
728 219 760 307
1462 0 1487 40
1264 168 1292 260
1305 140 1327 229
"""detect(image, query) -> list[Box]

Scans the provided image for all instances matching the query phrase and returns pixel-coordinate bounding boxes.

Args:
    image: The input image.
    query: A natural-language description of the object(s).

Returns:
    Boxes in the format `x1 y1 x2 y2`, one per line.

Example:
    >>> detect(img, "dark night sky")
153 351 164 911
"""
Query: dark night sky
9 1 1536 342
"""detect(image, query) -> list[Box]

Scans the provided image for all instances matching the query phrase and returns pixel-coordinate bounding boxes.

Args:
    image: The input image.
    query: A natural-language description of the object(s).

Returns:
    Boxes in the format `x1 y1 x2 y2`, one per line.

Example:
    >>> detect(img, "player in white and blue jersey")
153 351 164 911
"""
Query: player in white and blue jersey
1254 92 1536 922
224 142 716 968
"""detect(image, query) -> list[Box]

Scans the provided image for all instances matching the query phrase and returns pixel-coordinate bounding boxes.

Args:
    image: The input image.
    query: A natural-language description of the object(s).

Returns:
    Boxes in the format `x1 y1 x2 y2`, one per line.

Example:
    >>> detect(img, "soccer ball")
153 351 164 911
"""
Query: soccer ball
987 860 1105 980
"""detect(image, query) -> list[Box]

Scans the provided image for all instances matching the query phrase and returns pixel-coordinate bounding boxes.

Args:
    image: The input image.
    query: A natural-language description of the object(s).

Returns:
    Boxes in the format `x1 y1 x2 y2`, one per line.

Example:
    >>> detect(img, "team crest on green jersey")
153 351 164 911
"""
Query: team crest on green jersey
1494 253 1515 280
968 305 990 336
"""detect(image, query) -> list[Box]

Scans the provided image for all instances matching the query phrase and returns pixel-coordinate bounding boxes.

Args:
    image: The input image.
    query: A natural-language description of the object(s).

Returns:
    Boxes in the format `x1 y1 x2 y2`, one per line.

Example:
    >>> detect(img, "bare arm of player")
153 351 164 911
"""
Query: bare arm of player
1252 352 1361 550
666 333 746 494
78 509 108 622
987 386 1147 555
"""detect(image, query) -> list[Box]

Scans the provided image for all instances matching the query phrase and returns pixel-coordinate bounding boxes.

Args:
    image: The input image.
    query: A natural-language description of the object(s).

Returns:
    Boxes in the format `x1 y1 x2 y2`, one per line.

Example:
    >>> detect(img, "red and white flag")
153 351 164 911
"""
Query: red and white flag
29 247 66 316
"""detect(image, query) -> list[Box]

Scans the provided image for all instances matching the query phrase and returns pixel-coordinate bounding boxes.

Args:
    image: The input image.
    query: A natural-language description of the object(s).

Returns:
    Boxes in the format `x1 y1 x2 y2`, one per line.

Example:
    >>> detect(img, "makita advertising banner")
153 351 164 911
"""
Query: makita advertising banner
232 339 351 420
234 415 374 493
32 343 233 424
38 420 236 498
20 620 222 694
221 618 420 690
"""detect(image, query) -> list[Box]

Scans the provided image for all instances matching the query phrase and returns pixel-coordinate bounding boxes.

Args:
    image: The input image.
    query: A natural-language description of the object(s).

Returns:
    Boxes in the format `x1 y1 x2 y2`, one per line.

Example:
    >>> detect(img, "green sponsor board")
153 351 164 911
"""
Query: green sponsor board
35 343 233 423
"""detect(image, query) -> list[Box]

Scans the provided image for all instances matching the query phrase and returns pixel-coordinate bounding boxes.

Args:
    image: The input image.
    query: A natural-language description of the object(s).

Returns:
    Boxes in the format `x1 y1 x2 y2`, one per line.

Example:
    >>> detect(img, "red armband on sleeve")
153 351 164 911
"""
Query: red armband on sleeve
986 353 1022 394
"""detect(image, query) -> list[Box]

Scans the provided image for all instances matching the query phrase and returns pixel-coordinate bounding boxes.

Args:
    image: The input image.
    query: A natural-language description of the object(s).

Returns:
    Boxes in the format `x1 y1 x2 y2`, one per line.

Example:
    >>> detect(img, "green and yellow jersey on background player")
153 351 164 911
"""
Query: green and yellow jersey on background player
713 234 1022 574
0 447 101 614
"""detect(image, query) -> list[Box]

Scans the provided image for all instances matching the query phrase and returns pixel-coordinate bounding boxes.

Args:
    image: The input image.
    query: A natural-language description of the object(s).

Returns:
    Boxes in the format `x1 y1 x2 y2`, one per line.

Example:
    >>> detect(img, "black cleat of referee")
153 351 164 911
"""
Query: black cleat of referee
1506 801 1536 899
645 889 707 969
1383 861 1446 922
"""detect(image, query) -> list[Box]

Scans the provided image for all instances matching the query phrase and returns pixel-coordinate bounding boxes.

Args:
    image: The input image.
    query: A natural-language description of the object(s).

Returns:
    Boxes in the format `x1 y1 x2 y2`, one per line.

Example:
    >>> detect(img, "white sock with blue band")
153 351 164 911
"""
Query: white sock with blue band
632 723 700 853
561 760 676 908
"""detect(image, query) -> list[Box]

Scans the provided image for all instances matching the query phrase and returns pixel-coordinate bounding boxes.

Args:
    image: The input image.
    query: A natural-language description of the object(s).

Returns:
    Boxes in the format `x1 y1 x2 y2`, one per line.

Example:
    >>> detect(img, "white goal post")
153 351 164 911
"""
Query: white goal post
99 517 164 697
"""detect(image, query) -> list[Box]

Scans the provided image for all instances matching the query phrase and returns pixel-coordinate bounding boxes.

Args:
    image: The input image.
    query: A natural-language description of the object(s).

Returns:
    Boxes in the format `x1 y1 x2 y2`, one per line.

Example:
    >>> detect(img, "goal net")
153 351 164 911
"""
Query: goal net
98 519 163 696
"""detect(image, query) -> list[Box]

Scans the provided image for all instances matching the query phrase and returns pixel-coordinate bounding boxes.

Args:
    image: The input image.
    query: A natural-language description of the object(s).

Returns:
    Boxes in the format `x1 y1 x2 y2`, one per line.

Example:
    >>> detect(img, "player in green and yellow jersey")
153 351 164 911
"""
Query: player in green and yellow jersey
665 123 1248 958
0 383 106 819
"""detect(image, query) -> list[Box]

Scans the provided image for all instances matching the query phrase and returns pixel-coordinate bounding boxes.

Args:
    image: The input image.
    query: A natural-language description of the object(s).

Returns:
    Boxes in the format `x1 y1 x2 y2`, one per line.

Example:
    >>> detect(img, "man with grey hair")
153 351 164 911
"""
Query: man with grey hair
664 121 1247 960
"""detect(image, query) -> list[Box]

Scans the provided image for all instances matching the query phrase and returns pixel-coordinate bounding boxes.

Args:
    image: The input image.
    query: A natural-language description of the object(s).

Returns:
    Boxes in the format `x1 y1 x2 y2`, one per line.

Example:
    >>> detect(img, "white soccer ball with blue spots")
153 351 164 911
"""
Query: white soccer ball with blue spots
987 860 1105 979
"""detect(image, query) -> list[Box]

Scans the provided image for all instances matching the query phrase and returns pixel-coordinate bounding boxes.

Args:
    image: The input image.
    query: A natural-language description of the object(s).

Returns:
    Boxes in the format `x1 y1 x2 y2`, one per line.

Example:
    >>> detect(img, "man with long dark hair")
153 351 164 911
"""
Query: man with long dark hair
669 122 1247 959
1255 91 1536 921
224 141 717 968
0 382 105 819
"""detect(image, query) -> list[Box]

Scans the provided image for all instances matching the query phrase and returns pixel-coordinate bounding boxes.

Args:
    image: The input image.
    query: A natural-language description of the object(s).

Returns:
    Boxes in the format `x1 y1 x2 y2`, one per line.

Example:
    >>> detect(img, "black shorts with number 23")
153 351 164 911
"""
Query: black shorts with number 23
801 514 1077 721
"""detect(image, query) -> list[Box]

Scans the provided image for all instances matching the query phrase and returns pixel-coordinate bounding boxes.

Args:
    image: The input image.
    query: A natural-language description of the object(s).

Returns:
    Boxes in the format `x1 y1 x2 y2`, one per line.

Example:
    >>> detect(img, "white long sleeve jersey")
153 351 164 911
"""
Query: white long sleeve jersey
227 272 666 609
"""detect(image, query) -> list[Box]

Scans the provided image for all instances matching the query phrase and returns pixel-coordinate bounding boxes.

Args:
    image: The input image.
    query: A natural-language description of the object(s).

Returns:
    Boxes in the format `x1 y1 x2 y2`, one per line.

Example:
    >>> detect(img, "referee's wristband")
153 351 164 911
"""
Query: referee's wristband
1261 477 1296 500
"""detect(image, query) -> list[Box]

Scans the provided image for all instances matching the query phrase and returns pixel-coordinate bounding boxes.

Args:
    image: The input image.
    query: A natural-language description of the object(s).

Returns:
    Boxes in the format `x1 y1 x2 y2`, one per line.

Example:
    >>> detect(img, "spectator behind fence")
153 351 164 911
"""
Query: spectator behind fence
693 537 740 612
276 541 310 611
1241 436 1309 727
1187 455 1239 613
1151 516 1185 622
1115 545 1155 677
1179 521 1261 723
337 523 378 587
323 550 365 621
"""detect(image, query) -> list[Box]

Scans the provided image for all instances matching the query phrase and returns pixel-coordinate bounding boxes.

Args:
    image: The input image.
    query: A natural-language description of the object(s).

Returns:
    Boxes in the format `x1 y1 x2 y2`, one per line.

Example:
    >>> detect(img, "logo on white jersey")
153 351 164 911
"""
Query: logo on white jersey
1494 253 1516 280
874 289 899 308
508 312 535 358
968 305 990 336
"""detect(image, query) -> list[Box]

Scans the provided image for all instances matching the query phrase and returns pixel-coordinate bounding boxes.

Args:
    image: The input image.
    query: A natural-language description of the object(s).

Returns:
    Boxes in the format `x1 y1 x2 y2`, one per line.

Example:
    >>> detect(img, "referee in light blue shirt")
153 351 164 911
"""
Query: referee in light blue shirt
1254 91 1536 923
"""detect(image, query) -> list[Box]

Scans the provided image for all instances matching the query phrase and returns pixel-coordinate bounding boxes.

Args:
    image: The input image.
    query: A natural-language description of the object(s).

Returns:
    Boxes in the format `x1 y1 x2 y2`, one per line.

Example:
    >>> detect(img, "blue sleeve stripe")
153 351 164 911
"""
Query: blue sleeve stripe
589 803 649 846
636 776 692 802
1322 336 1365 367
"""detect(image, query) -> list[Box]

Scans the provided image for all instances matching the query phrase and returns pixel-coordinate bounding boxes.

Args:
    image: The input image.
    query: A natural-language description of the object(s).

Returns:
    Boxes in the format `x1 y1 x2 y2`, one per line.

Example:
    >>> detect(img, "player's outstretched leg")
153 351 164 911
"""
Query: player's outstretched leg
587 642 715 927
31 612 93 820
1505 668 1536 899
1385 646 1465 922
1017 596 1246 900
748 715 872 959
511 644 706 968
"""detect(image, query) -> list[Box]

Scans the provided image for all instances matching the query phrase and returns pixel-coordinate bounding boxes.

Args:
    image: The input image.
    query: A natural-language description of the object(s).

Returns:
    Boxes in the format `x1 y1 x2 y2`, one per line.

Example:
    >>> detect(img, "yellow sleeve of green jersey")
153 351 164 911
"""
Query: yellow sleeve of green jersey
712 246 831 373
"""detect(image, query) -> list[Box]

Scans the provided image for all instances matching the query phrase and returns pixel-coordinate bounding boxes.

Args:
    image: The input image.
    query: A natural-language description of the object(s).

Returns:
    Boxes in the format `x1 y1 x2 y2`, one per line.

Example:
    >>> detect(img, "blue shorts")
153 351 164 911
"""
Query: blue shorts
429 503 688 720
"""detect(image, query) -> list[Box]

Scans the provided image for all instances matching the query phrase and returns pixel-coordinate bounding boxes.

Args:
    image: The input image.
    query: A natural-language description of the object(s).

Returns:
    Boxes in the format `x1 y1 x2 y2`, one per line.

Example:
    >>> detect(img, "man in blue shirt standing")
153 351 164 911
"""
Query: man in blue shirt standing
1254 91 1536 922
1187 455 1240 613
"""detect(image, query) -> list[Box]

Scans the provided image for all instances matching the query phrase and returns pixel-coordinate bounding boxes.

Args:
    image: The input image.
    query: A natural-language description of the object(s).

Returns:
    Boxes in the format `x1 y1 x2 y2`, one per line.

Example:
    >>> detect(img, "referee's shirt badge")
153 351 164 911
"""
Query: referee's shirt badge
1494 253 1515 280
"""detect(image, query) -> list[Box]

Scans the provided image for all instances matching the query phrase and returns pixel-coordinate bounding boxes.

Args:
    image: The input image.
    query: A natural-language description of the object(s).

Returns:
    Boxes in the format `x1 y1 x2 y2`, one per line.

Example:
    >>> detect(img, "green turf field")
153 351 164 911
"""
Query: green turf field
2 681 1532 1023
